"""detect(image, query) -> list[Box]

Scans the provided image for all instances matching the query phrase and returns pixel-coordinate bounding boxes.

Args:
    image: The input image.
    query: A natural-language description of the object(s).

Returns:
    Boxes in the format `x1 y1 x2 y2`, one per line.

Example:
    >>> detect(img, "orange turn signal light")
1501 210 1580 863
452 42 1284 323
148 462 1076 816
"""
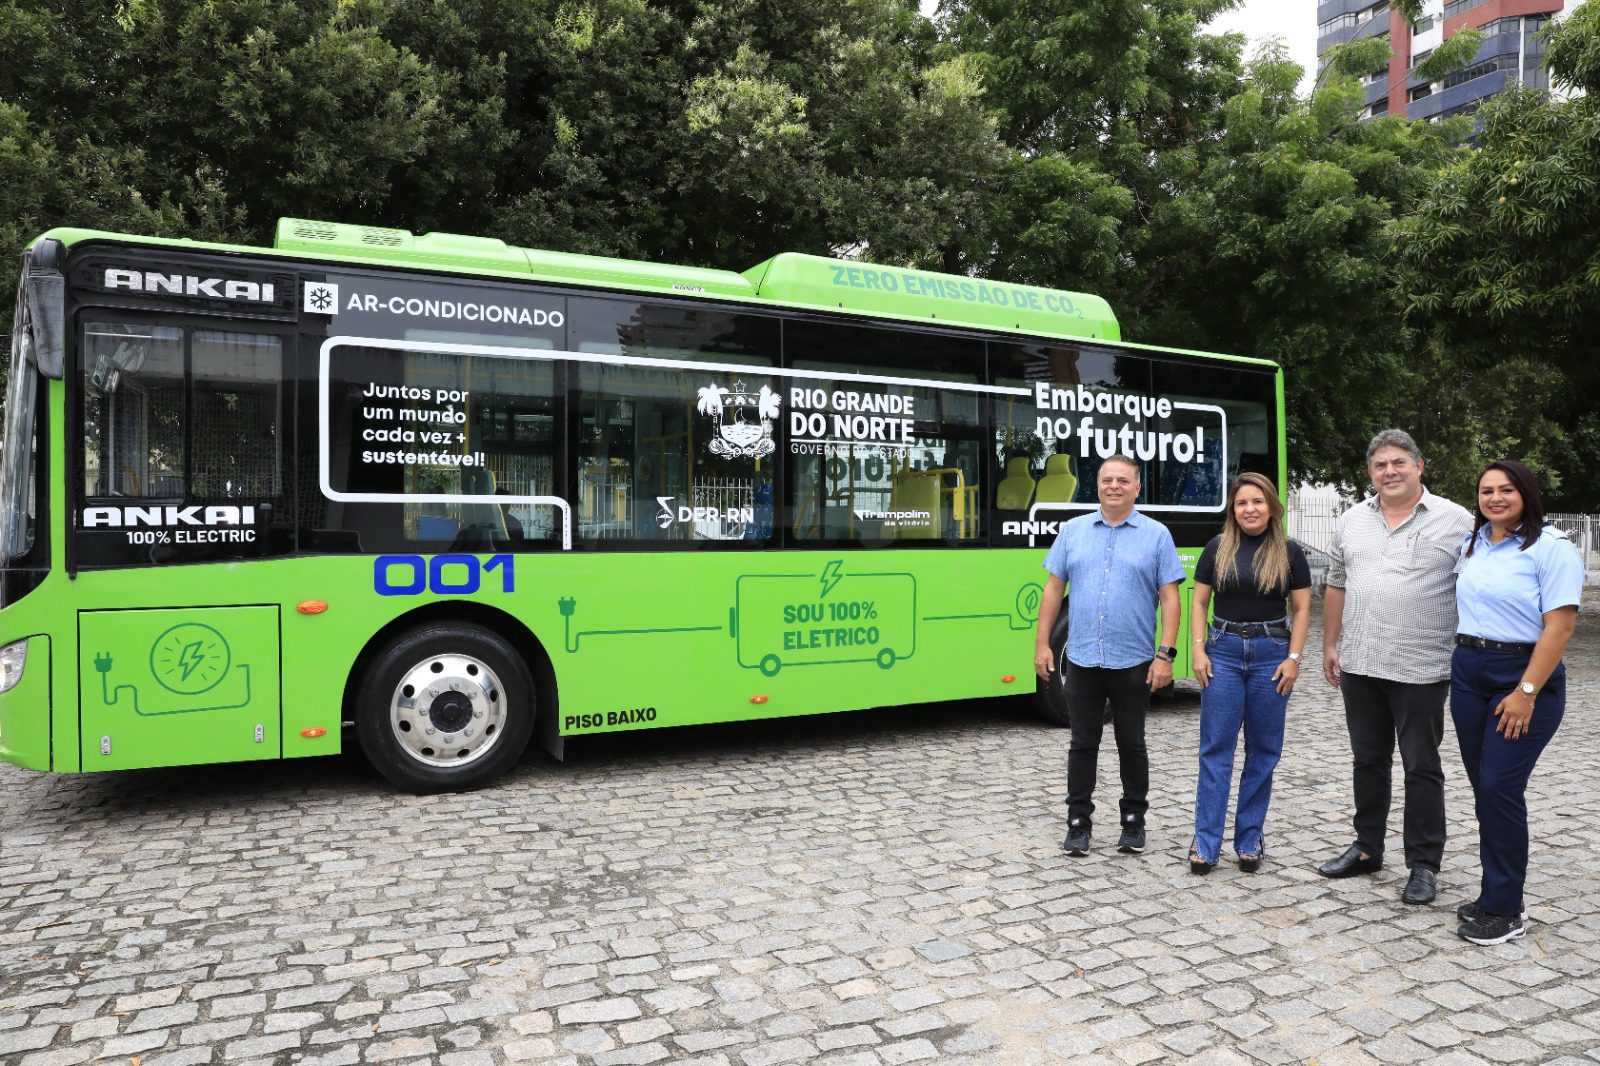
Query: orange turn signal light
296 600 329 615
1001 675 1017 684
300 727 328 738
750 695 769 704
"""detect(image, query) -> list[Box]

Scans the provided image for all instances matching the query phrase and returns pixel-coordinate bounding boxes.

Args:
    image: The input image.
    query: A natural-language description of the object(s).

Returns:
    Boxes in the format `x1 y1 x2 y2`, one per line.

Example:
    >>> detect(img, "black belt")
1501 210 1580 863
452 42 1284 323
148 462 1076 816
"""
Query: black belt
1455 634 1536 653
1214 619 1290 638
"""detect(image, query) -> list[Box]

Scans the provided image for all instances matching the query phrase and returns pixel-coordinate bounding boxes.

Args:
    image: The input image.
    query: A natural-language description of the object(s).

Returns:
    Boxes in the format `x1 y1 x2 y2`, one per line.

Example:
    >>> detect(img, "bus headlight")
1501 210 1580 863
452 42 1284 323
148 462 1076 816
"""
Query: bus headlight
0 639 27 694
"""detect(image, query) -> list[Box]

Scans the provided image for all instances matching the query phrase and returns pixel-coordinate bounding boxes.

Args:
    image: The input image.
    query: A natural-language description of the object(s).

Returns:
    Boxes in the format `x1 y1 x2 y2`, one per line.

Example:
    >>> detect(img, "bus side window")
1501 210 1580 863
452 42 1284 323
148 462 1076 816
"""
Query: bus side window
785 322 984 547
191 330 284 499
82 323 185 498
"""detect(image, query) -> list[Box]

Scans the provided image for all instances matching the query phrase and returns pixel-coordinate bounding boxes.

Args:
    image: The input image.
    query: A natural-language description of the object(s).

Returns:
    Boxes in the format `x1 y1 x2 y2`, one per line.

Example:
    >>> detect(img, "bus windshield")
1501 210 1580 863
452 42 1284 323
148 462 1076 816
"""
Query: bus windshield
1 285 39 564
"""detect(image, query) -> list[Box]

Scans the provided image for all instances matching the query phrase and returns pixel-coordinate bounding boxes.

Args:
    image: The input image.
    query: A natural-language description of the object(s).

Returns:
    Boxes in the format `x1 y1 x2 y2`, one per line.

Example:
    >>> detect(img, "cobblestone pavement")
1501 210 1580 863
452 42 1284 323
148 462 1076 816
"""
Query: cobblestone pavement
4 598 1600 1066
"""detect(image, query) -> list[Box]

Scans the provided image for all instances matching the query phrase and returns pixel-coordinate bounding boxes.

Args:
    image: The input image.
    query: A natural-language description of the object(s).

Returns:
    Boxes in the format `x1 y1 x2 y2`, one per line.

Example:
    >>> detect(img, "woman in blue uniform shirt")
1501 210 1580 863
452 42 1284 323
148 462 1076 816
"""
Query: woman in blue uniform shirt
1451 459 1582 945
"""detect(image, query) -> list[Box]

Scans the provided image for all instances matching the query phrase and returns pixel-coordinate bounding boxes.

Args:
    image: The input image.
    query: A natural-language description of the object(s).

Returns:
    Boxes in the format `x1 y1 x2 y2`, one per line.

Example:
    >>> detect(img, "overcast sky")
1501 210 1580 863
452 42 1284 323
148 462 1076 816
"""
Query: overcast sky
1206 0 1319 95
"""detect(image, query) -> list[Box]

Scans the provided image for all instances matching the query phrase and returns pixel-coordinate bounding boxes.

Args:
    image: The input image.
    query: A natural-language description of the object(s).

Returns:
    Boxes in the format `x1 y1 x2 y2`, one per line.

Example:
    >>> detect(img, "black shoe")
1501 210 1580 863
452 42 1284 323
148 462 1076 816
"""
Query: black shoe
1401 868 1437 905
1189 843 1214 875
1237 850 1262 874
1316 844 1382 879
1116 816 1145 854
1459 912 1525 945
1063 821 1091 856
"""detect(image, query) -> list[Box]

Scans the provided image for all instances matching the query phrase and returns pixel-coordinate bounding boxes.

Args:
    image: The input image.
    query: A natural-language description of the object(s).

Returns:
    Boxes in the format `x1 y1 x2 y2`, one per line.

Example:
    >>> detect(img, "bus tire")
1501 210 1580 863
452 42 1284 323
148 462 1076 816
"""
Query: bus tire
1031 599 1072 728
356 623 536 794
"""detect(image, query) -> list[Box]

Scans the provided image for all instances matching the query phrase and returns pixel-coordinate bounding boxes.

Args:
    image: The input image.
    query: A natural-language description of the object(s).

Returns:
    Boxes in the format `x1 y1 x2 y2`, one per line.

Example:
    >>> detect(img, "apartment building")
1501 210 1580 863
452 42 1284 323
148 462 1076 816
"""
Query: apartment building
1315 0 1575 123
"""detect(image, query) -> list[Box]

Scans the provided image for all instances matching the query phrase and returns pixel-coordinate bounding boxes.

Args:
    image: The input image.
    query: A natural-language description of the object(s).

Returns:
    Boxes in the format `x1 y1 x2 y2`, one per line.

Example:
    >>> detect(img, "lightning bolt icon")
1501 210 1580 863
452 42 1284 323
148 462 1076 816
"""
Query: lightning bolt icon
178 641 207 682
819 559 844 599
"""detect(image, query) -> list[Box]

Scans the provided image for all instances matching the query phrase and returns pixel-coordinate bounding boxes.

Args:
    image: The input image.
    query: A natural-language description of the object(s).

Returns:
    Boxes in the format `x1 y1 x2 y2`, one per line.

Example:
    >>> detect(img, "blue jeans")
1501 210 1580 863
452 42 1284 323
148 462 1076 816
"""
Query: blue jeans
1193 629 1290 864
1450 644 1564 917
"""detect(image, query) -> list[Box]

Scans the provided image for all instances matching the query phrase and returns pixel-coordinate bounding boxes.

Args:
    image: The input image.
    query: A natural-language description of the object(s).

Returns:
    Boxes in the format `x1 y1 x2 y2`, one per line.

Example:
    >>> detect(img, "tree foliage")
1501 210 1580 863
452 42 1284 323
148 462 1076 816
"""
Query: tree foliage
1389 3 1600 507
0 0 1004 298
2 0 1598 507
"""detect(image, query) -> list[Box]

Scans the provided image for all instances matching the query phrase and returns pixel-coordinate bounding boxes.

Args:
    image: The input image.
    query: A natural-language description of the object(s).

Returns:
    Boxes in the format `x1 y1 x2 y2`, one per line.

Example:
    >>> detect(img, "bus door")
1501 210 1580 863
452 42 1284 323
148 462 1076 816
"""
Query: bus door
77 606 282 770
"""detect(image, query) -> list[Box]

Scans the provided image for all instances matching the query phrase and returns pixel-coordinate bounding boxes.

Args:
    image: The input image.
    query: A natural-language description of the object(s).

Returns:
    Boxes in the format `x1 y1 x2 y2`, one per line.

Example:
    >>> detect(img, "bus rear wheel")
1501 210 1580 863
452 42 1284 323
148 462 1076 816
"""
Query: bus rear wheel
357 623 536 793
1031 602 1072 728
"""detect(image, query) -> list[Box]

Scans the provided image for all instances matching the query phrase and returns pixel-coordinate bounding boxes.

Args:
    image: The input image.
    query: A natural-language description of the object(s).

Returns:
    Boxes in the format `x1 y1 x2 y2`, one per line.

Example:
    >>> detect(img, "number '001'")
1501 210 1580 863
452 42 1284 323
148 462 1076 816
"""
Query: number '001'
374 554 514 596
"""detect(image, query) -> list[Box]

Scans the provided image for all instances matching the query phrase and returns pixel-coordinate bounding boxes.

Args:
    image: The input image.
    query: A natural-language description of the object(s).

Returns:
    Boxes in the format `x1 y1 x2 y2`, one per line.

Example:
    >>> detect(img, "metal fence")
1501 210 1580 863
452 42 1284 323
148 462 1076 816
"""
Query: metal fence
1285 487 1348 589
1548 513 1600 584
1286 489 1600 586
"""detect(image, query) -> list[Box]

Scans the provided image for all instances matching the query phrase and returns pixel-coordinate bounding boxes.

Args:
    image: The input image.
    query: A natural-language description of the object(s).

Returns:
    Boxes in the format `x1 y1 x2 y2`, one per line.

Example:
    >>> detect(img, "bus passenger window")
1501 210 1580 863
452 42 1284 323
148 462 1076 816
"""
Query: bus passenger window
82 323 186 498
191 330 283 498
787 371 983 545
573 364 777 546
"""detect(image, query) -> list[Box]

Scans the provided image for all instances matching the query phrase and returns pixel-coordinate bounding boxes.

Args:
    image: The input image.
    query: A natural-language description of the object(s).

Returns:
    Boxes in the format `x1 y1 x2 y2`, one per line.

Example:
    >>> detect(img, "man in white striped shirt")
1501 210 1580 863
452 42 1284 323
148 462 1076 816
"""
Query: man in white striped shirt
1318 429 1473 906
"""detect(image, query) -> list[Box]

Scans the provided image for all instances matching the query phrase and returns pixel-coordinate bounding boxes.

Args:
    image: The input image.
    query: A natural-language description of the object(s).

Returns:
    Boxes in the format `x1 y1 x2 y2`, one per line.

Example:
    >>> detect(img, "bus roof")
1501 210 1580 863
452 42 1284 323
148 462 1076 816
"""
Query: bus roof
35 218 1122 344
273 219 1122 342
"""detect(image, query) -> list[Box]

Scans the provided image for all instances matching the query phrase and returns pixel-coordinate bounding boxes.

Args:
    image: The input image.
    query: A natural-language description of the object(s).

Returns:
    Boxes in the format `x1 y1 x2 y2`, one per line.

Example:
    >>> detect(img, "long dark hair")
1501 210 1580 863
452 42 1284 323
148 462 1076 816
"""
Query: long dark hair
1466 459 1544 557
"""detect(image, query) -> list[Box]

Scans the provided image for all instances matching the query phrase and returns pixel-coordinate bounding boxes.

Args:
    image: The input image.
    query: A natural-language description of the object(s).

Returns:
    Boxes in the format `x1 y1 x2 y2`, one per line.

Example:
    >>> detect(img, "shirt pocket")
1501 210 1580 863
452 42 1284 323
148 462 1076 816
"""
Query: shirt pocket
1416 534 1463 574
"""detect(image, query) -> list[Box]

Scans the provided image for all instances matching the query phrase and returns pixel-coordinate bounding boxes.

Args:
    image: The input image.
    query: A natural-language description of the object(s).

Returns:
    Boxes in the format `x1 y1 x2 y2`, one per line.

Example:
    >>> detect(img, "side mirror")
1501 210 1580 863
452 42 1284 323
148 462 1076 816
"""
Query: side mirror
25 239 66 380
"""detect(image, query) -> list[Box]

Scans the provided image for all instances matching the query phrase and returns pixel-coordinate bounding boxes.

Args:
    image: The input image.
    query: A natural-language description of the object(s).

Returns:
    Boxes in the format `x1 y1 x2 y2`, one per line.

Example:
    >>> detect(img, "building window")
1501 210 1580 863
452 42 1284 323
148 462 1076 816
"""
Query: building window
1319 12 1359 36
1443 0 1493 19
1413 16 1436 34
1410 84 1434 102
1442 53 1518 90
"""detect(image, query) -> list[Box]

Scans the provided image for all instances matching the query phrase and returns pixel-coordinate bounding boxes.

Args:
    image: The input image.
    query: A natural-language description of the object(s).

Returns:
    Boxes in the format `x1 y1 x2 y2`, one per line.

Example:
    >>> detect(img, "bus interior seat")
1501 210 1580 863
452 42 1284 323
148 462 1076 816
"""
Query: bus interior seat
1035 454 1077 504
887 473 941 540
418 515 460 541
995 458 1036 510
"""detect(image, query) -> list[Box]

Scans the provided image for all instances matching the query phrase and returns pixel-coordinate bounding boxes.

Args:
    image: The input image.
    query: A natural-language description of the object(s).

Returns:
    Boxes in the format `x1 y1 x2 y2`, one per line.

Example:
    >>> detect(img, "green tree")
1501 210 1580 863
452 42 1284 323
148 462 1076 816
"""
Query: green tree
489 0 1007 267
1126 42 1473 486
937 0 1244 289
1389 3 1600 507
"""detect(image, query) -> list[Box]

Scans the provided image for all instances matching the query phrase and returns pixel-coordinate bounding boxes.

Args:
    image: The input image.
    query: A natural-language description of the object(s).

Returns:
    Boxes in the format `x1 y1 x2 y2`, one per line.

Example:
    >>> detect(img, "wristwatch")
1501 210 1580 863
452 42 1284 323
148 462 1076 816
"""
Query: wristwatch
1287 652 1304 663
1155 645 1177 663
1519 681 1537 697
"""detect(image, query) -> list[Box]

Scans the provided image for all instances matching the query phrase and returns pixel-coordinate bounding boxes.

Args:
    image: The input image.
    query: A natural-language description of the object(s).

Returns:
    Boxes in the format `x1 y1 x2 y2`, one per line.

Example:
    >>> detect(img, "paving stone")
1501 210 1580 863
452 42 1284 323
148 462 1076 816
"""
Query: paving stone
4 605 1600 1066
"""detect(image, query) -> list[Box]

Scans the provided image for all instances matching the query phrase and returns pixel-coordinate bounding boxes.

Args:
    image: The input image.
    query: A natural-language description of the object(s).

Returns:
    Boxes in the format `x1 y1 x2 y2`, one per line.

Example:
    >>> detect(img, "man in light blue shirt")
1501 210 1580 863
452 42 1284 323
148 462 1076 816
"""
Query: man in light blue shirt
1034 454 1185 857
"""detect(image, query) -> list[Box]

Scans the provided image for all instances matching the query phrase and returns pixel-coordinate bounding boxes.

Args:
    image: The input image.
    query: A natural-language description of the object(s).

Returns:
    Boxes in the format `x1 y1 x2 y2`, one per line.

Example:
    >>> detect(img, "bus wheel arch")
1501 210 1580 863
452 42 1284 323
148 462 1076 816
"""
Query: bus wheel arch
344 602 557 792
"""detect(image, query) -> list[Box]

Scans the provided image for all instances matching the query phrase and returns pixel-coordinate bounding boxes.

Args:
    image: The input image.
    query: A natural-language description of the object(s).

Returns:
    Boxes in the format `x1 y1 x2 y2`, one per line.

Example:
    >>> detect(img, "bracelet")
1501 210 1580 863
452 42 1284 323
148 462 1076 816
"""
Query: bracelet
1155 652 1175 664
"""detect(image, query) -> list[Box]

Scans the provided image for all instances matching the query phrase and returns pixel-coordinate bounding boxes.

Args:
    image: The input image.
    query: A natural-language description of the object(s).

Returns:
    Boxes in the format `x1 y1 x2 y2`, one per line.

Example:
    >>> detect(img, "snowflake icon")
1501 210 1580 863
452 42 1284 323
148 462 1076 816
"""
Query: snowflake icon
302 282 339 315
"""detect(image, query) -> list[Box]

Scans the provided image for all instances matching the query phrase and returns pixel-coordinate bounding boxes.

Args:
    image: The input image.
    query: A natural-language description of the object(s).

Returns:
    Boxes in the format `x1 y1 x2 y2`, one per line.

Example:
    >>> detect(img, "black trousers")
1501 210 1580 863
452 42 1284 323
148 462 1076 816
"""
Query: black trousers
1339 671 1448 872
1063 661 1151 828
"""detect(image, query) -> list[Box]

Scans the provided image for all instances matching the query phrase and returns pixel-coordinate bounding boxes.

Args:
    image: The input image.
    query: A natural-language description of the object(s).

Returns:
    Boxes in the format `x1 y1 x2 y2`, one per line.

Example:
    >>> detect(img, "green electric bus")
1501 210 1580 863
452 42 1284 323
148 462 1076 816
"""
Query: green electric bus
0 220 1284 791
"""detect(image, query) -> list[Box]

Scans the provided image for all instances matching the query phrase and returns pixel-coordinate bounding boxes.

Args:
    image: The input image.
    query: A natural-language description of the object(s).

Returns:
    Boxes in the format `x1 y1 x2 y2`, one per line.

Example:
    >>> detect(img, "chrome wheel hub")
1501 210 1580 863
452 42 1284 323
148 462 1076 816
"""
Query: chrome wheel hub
388 653 505 768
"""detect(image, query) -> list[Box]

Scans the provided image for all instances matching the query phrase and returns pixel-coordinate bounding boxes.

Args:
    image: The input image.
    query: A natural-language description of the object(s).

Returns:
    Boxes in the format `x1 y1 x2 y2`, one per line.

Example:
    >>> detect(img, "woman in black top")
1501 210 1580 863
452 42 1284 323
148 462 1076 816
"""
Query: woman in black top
1188 473 1312 873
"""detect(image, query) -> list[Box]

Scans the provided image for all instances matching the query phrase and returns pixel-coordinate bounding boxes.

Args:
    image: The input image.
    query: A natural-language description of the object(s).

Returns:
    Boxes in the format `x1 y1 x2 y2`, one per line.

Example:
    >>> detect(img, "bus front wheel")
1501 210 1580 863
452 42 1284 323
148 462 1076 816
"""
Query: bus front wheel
357 623 536 793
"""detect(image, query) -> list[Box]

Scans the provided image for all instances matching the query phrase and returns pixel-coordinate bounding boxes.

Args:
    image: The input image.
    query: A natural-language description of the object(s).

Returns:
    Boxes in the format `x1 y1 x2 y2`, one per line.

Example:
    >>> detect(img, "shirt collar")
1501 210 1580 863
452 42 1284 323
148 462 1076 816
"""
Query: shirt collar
1094 508 1144 528
1362 487 1433 513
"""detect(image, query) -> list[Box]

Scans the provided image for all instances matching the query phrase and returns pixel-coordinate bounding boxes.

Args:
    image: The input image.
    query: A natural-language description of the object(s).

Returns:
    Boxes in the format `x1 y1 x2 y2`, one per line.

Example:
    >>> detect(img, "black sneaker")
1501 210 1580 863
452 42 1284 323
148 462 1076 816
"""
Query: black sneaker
1459 913 1526 945
1457 900 1523 924
1116 816 1145 854
1063 821 1091 856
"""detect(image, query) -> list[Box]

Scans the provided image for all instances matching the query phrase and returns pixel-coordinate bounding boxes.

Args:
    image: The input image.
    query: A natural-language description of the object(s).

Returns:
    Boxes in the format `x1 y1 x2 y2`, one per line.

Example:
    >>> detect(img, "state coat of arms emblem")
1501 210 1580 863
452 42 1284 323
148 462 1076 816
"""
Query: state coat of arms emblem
697 381 780 459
